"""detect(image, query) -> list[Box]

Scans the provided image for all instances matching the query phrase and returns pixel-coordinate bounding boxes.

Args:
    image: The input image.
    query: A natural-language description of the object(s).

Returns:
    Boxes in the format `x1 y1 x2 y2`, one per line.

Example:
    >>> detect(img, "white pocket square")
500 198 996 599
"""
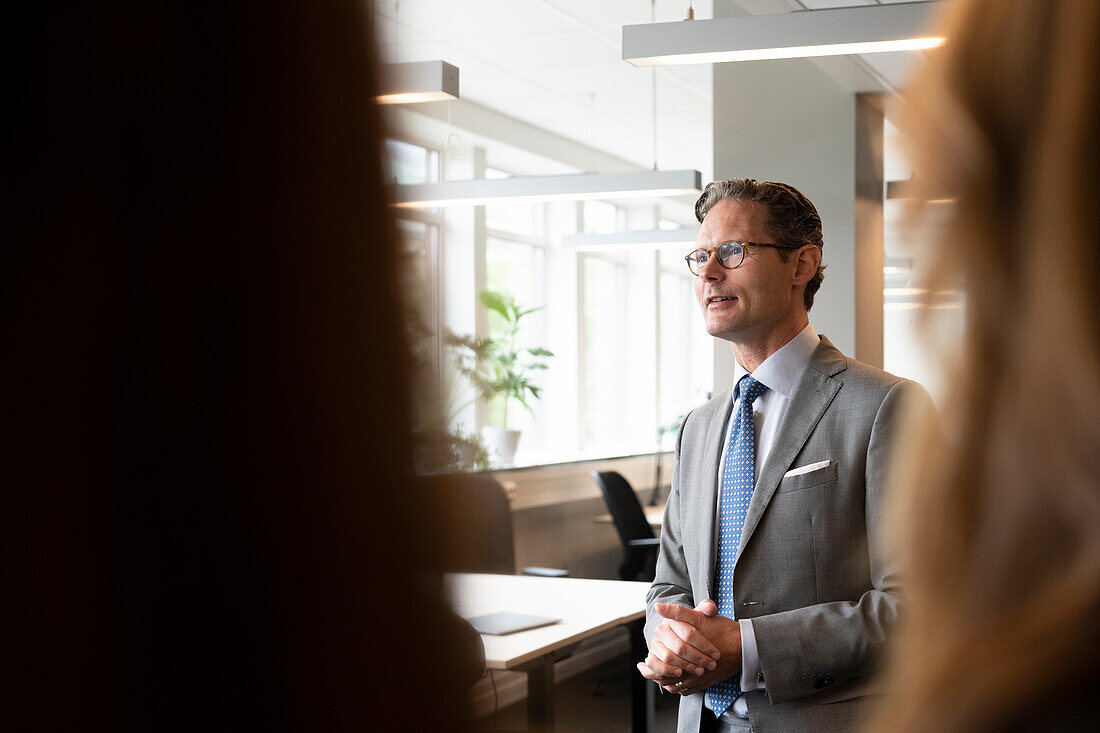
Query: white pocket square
783 460 831 478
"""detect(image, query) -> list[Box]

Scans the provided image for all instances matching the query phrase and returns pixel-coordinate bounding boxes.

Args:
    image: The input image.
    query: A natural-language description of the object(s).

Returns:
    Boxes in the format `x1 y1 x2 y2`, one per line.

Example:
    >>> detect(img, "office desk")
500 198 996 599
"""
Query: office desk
446 573 652 732
593 503 666 531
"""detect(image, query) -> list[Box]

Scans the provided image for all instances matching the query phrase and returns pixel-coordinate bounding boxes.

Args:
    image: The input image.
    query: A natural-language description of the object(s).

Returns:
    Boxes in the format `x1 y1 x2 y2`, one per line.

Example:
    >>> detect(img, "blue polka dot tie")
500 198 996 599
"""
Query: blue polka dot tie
705 375 768 718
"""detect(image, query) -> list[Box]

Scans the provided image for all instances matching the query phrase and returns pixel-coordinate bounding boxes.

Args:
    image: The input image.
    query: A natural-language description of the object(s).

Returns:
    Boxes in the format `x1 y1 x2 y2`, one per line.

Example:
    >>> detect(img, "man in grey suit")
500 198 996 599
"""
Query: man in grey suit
637 178 928 732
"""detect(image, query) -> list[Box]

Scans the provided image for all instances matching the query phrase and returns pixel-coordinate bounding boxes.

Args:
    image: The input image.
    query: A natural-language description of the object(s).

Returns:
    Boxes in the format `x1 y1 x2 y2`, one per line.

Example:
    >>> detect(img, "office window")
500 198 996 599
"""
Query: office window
658 250 710 445
486 203 544 243
484 167 543 237
398 219 441 336
579 253 628 451
486 203 543 238
388 139 443 377
484 221 549 454
398 217 447 471
583 200 625 234
376 0 716 468
485 236 548 383
384 147 712 466
385 139 440 185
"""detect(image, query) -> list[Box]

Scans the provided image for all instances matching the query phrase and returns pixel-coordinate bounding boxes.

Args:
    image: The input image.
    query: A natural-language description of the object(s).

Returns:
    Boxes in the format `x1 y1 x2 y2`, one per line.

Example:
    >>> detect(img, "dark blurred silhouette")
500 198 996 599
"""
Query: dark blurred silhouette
874 1 1100 730
6 3 477 730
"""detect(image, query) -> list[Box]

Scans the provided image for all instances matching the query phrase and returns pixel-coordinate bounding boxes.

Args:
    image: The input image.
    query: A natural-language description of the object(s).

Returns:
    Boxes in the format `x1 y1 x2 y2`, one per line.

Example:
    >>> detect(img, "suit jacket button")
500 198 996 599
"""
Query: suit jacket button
813 674 833 689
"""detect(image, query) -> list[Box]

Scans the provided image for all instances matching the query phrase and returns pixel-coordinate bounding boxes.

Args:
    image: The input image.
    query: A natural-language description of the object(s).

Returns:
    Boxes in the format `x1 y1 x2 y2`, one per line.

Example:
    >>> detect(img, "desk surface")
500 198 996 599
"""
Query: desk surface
593 504 666 531
445 573 650 670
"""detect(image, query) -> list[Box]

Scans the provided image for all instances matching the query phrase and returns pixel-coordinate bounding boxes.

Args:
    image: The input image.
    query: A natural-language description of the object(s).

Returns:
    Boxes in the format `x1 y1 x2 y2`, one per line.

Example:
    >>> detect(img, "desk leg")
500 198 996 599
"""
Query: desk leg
629 619 656 733
526 662 555 732
515 644 577 732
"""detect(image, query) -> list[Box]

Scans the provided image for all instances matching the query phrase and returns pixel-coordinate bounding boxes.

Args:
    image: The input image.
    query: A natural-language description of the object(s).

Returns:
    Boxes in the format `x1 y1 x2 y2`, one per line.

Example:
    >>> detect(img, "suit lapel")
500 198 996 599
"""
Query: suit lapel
692 391 732 601
736 336 847 560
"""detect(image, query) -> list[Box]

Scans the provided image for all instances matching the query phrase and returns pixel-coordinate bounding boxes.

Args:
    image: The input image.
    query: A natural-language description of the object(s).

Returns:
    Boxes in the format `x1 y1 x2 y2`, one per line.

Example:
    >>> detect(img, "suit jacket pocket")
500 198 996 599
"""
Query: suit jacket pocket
775 461 838 494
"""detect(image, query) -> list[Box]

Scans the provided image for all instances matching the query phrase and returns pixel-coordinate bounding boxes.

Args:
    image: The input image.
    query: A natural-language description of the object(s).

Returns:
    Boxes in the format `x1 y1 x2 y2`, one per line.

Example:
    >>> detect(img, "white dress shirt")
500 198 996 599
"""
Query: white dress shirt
714 322 819 718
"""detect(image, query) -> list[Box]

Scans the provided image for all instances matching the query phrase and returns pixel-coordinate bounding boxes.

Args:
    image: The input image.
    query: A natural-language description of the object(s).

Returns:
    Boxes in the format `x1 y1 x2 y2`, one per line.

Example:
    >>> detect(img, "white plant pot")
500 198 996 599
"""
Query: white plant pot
481 425 522 466
455 442 479 470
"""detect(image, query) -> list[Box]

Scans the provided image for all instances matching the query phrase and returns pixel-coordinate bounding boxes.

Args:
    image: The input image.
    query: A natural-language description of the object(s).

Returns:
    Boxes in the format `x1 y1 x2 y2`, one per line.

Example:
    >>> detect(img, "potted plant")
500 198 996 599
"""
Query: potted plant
410 367 492 474
405 297 491 474
449 289 553 466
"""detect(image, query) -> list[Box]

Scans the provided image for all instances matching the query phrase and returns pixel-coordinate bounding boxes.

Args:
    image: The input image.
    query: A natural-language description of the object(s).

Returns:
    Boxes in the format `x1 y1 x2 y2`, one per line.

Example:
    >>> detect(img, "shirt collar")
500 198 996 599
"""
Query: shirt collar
732 322 819 401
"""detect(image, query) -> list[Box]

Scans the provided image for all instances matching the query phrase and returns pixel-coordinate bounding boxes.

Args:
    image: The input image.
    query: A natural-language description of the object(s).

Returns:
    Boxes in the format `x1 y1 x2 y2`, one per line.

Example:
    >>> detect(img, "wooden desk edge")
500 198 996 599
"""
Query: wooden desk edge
485 608 646 670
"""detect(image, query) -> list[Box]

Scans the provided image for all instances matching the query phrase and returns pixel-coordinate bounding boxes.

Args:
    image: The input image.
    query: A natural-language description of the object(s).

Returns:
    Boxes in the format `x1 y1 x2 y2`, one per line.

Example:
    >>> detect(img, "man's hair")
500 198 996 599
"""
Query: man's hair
694 177 826 311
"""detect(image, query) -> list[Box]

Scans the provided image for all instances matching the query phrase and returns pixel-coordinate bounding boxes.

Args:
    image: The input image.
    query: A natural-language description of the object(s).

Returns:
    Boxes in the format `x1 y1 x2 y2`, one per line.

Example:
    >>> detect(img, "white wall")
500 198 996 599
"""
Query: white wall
707 3 861 393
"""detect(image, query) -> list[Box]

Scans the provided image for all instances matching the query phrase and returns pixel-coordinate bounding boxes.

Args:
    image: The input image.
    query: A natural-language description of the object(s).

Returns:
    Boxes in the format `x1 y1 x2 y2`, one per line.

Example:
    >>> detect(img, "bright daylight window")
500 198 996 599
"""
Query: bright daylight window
584 199 624 234
484 234 548 454
657 249 711 447
389 157 714 468
579 253 627 452
385 139 440 185
382 129 710 470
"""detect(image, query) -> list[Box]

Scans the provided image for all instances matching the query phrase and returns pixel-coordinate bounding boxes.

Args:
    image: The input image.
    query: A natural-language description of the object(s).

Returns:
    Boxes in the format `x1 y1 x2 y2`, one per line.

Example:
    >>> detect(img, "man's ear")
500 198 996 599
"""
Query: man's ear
792 245 821 286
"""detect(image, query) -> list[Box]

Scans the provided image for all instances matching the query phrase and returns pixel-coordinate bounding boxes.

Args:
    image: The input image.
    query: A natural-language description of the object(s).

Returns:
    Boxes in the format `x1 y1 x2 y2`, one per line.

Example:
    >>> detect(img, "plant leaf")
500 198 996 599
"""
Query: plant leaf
478 290 511 321
515 305 543 319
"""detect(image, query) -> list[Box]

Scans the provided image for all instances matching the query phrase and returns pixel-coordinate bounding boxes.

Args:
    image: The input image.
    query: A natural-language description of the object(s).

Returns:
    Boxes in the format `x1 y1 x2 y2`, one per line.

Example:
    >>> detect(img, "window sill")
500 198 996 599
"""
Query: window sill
490 451 674 511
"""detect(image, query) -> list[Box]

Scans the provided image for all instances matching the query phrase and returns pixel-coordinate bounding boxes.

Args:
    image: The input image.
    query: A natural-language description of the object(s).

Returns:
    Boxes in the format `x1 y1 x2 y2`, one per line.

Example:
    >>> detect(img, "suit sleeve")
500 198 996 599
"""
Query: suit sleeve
643 409 697 648
749 379 934 704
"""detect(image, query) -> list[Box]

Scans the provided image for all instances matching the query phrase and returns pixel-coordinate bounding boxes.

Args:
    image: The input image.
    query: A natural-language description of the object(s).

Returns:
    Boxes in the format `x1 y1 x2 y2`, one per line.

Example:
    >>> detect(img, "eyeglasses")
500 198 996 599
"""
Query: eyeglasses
685 241 803 276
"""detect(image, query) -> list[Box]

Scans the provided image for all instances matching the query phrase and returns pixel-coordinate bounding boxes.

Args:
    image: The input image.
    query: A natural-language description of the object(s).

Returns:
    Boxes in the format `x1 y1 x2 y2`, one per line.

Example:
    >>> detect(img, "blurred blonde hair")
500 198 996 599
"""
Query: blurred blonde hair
876 1 1100 730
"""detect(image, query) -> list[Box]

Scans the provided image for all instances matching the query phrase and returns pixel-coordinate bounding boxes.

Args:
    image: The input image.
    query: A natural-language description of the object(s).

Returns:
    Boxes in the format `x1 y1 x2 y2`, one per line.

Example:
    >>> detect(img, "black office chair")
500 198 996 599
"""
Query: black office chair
419 473 566 577
591 470 661 582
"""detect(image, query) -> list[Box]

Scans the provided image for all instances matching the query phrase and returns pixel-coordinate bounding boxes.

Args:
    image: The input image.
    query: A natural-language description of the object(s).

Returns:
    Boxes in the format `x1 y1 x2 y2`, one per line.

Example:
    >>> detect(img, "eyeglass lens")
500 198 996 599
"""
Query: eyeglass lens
687 242 744 275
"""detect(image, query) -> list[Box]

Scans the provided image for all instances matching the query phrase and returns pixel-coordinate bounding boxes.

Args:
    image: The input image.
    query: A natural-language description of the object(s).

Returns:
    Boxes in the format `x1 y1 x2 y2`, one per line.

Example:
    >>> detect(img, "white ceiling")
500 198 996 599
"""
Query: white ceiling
374 0 936 176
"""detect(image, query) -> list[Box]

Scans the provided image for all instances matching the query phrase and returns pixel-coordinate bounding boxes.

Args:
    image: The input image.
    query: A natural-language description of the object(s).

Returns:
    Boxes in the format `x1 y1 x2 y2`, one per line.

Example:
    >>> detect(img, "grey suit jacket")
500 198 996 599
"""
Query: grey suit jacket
645 335 930 733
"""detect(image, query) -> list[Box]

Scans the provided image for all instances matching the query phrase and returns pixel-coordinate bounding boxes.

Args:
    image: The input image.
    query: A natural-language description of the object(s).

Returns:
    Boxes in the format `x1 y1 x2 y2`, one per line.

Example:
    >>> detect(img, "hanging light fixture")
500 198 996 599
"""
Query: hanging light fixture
391 169 702 209
622 2 944 67
378 60 460 104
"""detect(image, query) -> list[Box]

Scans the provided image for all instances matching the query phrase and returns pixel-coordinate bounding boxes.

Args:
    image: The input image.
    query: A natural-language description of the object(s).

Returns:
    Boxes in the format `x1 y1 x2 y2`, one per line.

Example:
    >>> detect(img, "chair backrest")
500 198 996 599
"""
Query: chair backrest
591 470 655 547
418 473 516 575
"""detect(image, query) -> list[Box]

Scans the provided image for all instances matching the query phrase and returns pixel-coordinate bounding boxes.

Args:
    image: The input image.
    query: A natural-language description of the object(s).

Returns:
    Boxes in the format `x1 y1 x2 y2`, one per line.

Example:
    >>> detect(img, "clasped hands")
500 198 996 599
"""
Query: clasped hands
637 599 742 696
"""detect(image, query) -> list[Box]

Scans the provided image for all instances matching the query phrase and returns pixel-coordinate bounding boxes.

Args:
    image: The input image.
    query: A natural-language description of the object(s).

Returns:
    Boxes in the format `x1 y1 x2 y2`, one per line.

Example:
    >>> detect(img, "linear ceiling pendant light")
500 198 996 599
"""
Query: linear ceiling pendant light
622 2 944 67
561 228 698 251
378 60 460 104
391 169 702 209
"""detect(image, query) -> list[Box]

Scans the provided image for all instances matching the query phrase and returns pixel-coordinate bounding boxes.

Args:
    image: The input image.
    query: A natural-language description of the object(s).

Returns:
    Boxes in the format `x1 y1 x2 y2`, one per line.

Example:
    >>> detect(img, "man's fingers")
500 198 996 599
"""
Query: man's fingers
637 662 681 689
695 598 719 617
646 644 686 676
640 665 692 697
666 619 721 663
644 645 693 678
650 639 707 676
655 621 718 668
655 601 707 626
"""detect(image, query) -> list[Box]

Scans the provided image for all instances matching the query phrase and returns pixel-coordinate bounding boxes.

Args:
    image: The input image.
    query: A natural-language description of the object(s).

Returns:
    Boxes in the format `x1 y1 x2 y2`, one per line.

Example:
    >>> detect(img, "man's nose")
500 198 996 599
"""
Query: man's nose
698 250 724 280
